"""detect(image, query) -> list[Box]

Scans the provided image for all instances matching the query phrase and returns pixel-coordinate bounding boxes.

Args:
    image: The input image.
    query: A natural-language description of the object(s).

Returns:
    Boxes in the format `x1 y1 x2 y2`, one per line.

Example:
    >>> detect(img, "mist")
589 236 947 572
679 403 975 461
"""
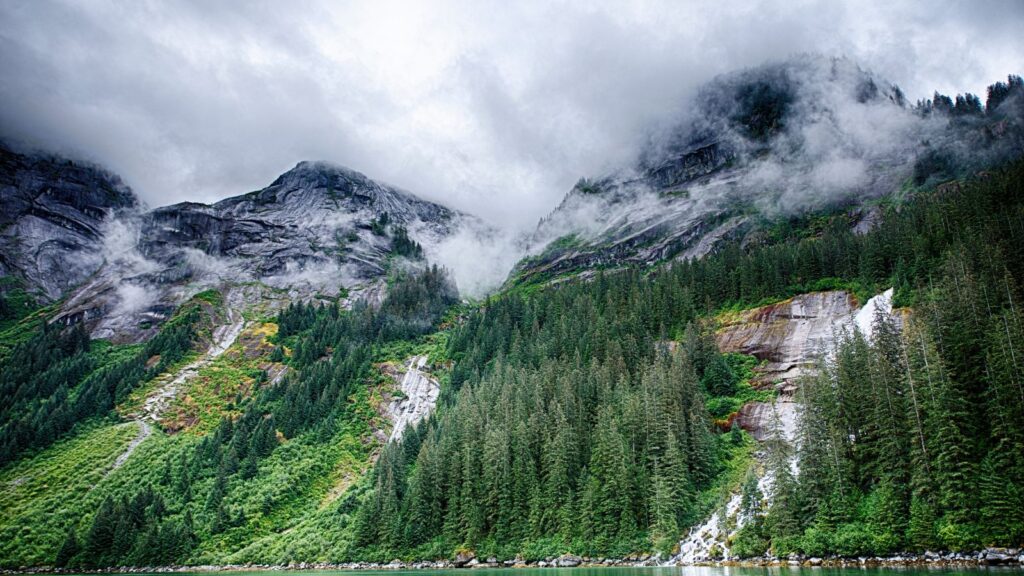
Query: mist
1 0 1021 233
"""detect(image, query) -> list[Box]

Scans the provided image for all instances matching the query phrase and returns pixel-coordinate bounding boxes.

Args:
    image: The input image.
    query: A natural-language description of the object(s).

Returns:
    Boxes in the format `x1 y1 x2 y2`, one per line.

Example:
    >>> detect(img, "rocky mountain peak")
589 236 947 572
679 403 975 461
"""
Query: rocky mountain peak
0 148 485 342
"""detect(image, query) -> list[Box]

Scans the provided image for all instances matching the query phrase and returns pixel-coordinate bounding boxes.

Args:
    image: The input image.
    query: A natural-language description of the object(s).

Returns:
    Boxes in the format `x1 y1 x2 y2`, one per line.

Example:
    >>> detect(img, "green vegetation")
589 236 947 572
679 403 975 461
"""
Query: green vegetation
0 421 140 565
2 157 1024 566
0 278 40 333
703 353 774 421
0 290 210 466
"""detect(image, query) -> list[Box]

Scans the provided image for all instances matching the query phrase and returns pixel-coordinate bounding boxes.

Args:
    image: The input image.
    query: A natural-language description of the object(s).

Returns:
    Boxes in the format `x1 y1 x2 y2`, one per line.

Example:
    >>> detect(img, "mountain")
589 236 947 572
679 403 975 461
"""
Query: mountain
512 56 1024 287
1 58 1023 570
0 147 486 342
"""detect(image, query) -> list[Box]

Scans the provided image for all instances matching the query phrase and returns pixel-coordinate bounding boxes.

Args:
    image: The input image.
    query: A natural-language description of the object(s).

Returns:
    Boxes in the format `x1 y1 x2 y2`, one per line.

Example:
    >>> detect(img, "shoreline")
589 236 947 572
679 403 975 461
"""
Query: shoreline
4 549 1023 574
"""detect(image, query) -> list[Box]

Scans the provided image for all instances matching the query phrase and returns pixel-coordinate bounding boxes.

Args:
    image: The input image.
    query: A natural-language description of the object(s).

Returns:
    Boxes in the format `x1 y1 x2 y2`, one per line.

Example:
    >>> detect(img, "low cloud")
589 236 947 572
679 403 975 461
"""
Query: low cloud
0 0 1020 232
430 226 522 298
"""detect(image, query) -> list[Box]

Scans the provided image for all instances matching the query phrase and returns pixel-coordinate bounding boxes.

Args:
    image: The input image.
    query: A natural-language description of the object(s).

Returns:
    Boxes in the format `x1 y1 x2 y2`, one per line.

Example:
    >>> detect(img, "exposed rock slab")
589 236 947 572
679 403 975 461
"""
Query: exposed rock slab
0 145 137 300
715 290 865 441
717 290 859 388
673 289 896 563
384 355 440 442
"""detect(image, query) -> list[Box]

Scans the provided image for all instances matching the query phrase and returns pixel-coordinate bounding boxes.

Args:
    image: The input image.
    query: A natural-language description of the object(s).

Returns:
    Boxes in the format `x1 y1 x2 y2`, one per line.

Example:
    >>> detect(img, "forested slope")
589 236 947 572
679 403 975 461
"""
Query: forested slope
0 158 1022 566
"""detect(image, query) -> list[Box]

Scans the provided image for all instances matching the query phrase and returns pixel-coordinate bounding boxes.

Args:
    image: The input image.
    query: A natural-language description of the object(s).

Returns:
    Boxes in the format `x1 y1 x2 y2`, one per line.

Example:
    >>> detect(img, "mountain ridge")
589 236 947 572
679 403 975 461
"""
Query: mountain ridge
511 57 1024 288
0 144 491 343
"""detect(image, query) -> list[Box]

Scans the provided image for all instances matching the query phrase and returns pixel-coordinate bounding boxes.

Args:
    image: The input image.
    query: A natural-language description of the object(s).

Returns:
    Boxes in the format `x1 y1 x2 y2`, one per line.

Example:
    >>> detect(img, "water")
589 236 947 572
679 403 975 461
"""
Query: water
61 567 1024 576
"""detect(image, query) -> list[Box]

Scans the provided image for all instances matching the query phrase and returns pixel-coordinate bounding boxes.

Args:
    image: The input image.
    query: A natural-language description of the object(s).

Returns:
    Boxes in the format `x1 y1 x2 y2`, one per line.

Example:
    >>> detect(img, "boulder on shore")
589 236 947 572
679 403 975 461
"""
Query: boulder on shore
556 554 582 567
453 550 476 567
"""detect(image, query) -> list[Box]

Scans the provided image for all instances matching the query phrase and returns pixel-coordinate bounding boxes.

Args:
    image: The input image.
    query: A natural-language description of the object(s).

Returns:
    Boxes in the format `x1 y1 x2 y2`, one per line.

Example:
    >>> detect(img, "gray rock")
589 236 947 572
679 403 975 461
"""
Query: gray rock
453 551 475 568
10 156 489 343
983 548 1015 564
556 554 582 567
0 144 136 301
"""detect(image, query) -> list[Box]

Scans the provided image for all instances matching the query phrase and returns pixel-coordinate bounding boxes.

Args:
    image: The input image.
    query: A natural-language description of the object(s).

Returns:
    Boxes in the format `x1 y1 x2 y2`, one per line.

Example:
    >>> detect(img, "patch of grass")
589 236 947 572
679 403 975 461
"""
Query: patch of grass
192 289 224 307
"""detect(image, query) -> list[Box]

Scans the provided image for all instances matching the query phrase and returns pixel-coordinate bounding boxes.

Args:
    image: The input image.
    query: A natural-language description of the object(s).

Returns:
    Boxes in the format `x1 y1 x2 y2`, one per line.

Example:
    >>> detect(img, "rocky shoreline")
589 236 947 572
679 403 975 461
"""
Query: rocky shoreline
4 548 1023 574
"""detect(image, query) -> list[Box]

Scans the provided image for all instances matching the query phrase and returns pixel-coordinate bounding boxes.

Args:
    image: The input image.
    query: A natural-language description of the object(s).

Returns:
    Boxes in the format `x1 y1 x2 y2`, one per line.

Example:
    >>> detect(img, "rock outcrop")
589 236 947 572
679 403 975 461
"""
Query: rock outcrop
717 290 857 440
672 288 895 563
0 144 137 300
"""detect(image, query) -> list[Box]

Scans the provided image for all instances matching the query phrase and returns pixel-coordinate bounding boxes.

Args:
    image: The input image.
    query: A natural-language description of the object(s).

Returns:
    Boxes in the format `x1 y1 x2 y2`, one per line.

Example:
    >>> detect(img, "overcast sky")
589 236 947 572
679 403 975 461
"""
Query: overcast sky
1 0 1021 228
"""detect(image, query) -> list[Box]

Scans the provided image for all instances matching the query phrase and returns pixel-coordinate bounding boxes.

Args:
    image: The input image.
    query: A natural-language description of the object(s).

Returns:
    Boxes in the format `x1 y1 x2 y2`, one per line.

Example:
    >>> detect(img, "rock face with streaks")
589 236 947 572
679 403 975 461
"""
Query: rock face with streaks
0 145 137 301
385 355 440 442
716 290 858 441
672 289 896 563
716 289 895 441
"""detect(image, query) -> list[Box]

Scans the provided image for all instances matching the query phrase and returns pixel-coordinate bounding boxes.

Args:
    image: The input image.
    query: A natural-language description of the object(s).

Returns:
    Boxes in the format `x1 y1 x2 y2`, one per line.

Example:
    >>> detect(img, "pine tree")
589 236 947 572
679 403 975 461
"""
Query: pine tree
55 528 80 567
84 497 116 566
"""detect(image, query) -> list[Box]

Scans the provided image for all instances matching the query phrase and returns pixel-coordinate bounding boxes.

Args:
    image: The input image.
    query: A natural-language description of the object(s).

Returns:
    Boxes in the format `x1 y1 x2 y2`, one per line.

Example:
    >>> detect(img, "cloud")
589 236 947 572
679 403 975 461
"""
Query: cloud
0 0 1020 234
429 225 522 298
113 283 155 316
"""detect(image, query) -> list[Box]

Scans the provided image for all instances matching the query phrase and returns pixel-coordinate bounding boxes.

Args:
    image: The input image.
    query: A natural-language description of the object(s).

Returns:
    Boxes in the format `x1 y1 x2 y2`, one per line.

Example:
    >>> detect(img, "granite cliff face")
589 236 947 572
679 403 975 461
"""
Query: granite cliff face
0 146 137 300
0 146 483 342
716 290 859 442
715 289 895 441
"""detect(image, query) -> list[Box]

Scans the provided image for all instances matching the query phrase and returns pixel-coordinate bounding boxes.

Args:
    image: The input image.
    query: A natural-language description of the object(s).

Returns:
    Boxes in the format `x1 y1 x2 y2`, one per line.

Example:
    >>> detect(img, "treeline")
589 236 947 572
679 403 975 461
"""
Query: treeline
0 301 203 466
21 158 1024 565
915 74 1022 117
